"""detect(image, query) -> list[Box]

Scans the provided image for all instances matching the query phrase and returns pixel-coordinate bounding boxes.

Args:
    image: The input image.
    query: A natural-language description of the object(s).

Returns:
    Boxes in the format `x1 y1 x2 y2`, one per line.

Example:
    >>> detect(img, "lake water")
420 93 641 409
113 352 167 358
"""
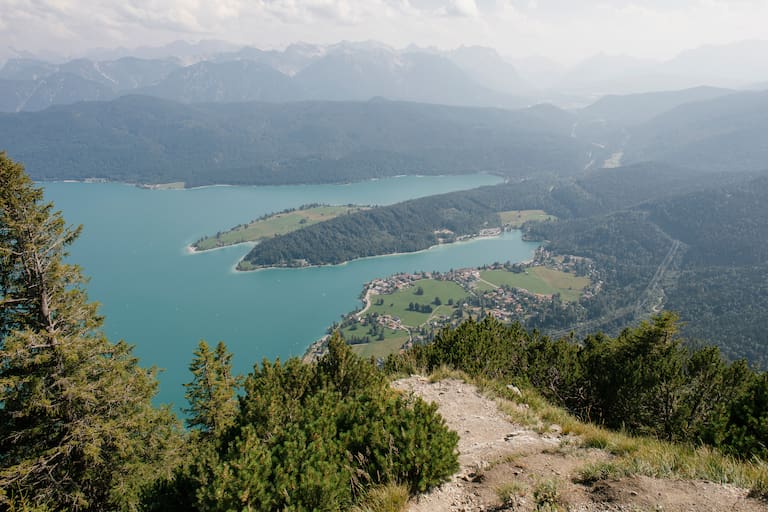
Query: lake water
42 175 539 407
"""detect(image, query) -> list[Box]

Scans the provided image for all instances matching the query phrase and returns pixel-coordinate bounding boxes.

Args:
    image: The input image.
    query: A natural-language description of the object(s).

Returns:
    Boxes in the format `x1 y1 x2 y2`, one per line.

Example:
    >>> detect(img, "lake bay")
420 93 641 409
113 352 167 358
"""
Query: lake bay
43 175 539 407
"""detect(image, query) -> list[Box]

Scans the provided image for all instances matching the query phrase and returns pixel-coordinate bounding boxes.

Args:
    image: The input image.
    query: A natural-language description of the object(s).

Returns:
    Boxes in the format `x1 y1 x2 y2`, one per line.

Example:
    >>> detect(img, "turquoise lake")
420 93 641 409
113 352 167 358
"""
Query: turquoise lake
42 175 540 407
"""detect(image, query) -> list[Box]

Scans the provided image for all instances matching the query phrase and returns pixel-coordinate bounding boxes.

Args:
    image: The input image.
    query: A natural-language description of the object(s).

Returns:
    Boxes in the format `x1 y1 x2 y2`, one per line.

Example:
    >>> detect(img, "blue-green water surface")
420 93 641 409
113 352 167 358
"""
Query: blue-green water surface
42 175 539 407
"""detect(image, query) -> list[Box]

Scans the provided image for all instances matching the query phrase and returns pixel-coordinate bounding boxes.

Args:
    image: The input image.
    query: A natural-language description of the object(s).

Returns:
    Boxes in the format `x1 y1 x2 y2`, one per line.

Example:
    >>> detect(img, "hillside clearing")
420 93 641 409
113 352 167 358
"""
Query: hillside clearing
480 267 590 302
498 210 556 228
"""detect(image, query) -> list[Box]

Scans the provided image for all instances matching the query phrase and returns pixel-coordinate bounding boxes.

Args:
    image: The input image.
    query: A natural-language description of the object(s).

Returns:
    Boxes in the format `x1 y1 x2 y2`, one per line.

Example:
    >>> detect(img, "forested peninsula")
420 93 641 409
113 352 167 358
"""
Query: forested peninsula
238 191 502 270
238 161 697 270
238 178 582 270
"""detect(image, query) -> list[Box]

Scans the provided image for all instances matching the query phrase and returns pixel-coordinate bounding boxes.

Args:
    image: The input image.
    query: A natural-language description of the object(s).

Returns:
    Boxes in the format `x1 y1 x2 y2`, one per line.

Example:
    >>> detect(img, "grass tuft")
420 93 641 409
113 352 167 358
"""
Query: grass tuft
428 364 470 383
496 480 527 505
533 478 561 511
576 461 631 484
352 484 409 512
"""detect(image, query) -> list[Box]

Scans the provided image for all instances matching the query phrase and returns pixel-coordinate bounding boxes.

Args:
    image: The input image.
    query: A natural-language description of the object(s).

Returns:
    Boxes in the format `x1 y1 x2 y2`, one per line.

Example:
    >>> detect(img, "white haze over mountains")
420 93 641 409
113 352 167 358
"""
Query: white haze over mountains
1 1 768 110
2 0 768 65
2 39 767 103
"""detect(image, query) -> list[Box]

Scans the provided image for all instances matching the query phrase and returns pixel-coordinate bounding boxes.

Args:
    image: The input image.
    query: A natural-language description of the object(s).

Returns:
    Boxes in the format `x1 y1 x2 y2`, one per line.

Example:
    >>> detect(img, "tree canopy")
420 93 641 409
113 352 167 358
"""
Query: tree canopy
0 151 182 511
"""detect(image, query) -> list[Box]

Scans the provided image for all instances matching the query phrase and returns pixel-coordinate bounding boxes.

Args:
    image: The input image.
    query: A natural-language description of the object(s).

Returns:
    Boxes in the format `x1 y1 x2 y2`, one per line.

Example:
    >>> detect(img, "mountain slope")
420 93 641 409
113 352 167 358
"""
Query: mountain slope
624 90 768 172
139 60 301 102
294 50 528 107
0 57 180 111
446 45 529 95
580 86 734 125
0 95 588 185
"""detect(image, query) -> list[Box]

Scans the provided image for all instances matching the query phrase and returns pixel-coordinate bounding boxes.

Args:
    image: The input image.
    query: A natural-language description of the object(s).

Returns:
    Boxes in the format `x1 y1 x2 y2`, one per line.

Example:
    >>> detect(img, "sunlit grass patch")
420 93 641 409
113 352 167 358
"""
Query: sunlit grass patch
352 484 409 512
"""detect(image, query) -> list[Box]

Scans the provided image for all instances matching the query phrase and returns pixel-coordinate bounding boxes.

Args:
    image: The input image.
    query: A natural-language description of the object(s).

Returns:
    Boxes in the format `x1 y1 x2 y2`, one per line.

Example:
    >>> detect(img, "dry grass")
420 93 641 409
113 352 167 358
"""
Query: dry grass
352 484 409 512
496 480 528 502
449 375 768 499
532 478 562 511
427 364 471 383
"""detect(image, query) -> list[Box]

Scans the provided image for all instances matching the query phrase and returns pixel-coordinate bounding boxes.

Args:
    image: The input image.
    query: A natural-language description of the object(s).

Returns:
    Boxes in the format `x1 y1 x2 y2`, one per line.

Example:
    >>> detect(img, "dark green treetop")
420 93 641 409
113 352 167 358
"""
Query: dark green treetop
184 340 241 436
0 151 183 511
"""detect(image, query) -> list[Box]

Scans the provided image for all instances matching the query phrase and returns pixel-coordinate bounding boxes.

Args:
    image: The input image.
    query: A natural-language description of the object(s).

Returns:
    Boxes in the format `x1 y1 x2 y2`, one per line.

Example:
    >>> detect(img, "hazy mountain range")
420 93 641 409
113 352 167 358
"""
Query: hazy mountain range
2 39 768 113
3 82 766 187
0 42 529 112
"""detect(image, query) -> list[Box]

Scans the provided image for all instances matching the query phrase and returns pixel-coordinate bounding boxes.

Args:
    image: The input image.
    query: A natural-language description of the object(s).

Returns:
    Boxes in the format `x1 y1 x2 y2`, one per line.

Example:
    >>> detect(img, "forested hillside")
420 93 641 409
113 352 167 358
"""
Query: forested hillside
624 90 768 172
0 95 589 186
0 153 459 511
646 176 768 363
579 86 733 125
529 171 768 365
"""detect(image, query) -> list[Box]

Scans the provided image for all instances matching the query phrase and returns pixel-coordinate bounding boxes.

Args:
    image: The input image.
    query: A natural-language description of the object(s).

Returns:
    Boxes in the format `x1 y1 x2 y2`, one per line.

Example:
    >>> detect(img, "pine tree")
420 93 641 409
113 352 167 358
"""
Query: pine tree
184 340 240 435
0 152 183 511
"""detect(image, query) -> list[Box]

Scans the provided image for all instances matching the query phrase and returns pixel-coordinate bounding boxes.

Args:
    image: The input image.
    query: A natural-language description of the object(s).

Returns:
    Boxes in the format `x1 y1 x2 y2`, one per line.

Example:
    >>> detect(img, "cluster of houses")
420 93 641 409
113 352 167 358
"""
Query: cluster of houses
336 251 603 355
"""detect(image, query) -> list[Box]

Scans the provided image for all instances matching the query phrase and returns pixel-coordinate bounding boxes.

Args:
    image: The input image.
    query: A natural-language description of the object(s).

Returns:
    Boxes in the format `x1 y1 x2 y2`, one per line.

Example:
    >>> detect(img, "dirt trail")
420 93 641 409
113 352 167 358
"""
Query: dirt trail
393 376 768 512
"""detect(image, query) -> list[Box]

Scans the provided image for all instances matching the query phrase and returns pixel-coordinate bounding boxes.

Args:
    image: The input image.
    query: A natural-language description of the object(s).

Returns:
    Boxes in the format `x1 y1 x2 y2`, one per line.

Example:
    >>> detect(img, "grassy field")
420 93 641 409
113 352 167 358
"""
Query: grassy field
339 323 405 343
339 279 469 360
498 209 556 228
139 181 185 190
193 205 367 251
368 279 469 327
480 267 589 302
351 334 410 360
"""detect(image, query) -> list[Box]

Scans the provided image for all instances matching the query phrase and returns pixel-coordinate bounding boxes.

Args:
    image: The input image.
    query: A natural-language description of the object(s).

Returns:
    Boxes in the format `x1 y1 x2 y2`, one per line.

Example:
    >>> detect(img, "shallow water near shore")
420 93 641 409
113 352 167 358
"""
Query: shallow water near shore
43 174 539 408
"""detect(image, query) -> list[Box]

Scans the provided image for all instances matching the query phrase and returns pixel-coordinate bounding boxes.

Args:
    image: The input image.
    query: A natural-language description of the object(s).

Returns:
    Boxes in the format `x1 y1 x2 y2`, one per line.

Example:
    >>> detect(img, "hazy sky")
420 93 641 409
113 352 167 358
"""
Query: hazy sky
1 0 767 64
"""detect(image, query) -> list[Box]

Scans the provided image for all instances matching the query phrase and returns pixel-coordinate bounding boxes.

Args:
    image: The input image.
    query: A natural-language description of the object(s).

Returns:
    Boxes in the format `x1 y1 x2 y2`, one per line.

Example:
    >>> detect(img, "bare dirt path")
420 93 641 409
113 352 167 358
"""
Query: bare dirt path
393 376 768 512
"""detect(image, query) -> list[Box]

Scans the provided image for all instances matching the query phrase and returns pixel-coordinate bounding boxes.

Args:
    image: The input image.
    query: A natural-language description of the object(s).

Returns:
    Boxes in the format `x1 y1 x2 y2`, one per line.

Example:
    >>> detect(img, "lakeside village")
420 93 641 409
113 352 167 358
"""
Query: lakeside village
306 247 603 361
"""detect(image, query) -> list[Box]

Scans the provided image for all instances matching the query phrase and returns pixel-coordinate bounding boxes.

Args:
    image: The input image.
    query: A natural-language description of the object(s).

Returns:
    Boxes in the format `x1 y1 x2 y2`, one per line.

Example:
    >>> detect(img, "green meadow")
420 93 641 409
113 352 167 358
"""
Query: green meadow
498 209 556 228
367 279 469 327
479 267 589 302
193 204 368 251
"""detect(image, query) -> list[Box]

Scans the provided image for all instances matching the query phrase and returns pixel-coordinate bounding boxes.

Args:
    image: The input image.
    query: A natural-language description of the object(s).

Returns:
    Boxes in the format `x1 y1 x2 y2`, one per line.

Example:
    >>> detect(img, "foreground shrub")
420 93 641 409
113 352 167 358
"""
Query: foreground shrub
171 334 458 511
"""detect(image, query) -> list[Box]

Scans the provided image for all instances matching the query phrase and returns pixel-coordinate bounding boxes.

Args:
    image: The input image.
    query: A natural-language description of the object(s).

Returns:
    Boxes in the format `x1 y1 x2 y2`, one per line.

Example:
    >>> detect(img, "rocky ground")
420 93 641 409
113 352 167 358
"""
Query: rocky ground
392 376 768 512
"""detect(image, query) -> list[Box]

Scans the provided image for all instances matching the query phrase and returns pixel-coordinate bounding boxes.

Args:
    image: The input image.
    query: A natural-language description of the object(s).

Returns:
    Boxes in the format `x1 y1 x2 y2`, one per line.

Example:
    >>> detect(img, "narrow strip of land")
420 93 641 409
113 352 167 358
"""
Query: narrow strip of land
191 204 369 252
